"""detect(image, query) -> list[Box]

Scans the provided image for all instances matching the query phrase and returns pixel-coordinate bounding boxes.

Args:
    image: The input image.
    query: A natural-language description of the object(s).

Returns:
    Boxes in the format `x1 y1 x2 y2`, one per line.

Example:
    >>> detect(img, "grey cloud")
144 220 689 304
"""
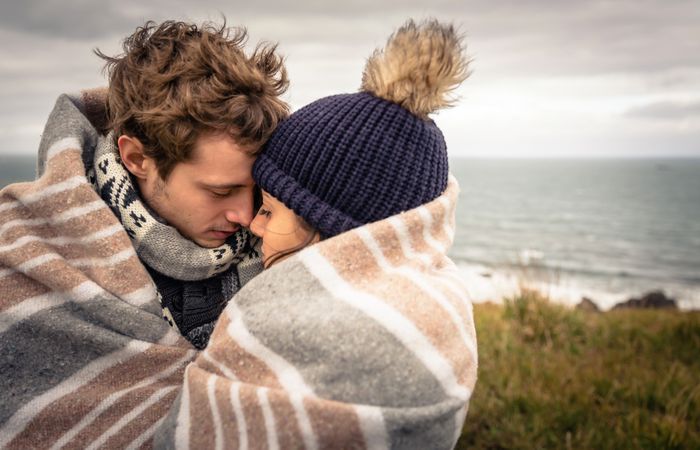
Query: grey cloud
259 0 699 76
462 0 700 76
3 0 697 75
156 0 700 77
0 0 138 39
626 101 700 120
133 0 470 17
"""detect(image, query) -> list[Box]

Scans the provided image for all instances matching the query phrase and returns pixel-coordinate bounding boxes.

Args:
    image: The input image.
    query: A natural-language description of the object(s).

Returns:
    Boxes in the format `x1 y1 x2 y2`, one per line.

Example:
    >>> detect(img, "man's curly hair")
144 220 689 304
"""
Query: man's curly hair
95 20 289 180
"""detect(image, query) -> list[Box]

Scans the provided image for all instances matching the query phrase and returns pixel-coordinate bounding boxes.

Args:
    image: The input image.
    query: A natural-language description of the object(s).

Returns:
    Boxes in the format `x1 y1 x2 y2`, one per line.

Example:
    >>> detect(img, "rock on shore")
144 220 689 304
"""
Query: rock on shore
612 290 678 310
576 297 601 312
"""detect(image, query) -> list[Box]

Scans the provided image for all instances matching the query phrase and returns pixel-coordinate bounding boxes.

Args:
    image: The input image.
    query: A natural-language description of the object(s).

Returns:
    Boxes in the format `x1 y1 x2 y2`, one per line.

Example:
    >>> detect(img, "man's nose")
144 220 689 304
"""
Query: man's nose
224 197 254 228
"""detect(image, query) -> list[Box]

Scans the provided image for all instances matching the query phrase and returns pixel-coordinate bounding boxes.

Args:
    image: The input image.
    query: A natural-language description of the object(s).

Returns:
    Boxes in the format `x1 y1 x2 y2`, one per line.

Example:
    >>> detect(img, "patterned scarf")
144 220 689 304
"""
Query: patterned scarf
89 132 261 282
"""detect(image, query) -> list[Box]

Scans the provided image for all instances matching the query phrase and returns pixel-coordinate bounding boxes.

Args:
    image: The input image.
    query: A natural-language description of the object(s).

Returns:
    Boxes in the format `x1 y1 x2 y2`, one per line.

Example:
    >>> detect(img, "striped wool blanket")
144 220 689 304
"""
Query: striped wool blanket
0 90 196 449
155 176 478 449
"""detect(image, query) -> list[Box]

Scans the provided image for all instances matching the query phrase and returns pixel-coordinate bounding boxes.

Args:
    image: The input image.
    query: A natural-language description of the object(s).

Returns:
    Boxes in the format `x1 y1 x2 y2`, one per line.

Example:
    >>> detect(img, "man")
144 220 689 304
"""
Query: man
93 20 289 348
0 20 287 447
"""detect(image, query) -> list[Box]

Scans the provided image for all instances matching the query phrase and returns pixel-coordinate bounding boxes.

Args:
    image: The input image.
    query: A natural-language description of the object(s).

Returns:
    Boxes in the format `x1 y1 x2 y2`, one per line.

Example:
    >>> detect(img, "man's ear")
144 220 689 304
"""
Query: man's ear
117 135 152 180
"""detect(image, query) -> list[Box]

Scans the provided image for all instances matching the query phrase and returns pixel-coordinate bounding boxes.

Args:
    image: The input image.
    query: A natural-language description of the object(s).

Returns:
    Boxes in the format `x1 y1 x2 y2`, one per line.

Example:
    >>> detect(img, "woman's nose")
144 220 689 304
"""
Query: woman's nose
249 213 264 237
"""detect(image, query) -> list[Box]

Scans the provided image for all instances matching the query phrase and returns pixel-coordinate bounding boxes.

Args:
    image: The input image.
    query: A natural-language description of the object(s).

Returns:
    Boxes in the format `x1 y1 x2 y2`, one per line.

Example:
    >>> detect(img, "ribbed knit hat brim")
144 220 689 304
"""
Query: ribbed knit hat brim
253 153 361 238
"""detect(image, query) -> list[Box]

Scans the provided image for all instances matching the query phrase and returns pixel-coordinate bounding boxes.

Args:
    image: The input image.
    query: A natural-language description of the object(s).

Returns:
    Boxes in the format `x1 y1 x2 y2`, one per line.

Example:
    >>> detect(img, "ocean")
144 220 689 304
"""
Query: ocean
2 154 699 310
449 158 700 310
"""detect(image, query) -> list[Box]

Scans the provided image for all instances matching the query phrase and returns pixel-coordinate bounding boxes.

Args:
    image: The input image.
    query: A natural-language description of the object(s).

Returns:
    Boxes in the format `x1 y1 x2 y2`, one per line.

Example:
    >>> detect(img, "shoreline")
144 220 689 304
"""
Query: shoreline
455 262 700 311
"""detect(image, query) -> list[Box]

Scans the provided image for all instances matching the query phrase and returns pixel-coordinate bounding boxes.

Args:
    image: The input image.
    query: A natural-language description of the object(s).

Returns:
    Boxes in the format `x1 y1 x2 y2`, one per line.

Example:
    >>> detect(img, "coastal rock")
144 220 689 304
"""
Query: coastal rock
576 297 600 312
612 290 677 310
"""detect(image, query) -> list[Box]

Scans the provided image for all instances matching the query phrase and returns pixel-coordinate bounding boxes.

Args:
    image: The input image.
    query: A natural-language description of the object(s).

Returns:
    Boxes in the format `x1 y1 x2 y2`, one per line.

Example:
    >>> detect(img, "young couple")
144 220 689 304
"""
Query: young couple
0 18 477 449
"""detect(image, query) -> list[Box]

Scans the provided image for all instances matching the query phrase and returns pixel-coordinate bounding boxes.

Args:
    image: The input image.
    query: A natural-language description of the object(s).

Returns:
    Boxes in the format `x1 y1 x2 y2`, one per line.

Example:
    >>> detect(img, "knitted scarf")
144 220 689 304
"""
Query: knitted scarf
155 176 478 449
89 131 260 282
88 131 263 348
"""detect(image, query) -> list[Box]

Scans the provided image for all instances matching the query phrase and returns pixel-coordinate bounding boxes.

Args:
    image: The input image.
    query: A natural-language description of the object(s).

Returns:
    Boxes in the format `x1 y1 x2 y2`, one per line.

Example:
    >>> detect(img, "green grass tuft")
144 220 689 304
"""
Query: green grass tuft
457 292 700 449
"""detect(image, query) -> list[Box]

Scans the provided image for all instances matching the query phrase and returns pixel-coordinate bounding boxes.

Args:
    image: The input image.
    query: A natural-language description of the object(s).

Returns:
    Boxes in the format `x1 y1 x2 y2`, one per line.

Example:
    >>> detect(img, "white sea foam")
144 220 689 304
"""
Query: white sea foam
454 262 700 311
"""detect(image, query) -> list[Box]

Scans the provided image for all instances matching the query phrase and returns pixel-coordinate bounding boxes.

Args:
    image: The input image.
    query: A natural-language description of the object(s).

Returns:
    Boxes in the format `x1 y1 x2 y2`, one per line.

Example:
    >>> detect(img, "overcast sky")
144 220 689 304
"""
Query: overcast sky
1 0 698 158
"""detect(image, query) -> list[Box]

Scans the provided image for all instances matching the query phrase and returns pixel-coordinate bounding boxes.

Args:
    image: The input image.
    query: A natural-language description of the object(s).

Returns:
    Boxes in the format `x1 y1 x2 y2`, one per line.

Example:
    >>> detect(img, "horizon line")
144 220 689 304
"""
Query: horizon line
2 153 700 160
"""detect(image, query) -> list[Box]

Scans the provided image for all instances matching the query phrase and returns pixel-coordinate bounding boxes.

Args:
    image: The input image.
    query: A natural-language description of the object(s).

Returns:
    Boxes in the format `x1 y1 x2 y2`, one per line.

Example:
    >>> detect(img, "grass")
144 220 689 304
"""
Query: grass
456 290 700 449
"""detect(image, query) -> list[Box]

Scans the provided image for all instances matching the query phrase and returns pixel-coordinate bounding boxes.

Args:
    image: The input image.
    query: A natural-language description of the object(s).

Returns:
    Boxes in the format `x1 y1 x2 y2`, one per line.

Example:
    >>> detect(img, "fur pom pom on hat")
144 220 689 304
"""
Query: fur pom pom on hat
362 19 470 118
253 19 470 238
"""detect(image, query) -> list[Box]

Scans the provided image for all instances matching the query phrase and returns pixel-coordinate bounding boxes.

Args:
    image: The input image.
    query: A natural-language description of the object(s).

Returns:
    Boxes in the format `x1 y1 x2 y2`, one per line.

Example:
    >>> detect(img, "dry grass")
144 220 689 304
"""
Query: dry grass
457 290 700 449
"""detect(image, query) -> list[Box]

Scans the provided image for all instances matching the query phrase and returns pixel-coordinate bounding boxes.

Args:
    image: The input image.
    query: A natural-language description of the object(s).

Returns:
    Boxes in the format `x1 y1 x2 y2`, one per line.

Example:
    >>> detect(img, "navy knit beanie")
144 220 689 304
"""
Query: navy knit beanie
253 19 469 238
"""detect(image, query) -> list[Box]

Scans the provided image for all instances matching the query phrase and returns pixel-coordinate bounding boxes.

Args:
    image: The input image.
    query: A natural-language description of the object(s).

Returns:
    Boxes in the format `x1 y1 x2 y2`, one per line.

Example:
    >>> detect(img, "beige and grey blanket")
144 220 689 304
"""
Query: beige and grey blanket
155 176 478 449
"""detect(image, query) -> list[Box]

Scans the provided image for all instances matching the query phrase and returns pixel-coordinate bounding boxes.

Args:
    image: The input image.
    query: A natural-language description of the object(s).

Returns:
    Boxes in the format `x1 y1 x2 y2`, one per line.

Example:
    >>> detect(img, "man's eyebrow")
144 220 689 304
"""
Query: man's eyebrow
198 182 247 189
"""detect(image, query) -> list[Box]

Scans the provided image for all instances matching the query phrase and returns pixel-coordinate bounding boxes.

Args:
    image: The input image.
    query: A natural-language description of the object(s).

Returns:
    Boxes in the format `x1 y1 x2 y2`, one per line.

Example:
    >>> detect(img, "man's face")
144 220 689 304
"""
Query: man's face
139 133 256 248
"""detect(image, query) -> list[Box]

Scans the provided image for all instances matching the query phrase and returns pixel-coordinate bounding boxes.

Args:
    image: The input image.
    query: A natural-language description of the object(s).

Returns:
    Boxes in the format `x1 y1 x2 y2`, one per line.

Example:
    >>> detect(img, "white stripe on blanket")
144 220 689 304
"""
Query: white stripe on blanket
158 325 189 346
224 300 319 450
120 283 158 308
0 174 85 214
258 387 280 450
438 195 456 240
207 375 224 450
0 253 61 279
202 350 240 381
359 224 478 362
0 280 103 334
290 391 319 450
72 247 135 267
389 213 474 323
0 199 106 235
87 386 178 450
417 205 448 255
230 383 248 450
452 404 469 448
224 302 314 396
51 350 195 450
441 264 477 306
354 404 389 450
175 365 192 450
0 247 135 280
0 339 154 448
389 208 467 304
387 215 433 268
0 224 123 253
300 246 471 402
126 416 167 450
47 137 82 162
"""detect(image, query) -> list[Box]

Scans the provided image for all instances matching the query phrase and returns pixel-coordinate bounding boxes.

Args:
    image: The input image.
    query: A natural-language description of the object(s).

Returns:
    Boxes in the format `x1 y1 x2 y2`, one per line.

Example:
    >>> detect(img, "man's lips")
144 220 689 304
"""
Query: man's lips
208 227 239 239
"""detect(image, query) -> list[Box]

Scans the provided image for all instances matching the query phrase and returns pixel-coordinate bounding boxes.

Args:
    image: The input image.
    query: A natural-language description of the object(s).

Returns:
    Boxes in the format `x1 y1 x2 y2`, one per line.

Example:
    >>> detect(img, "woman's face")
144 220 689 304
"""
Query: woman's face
249 191 318 267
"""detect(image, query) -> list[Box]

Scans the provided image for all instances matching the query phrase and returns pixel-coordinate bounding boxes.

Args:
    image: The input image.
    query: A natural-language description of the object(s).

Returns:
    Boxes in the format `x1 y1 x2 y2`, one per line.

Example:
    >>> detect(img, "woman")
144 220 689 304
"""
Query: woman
156 19 477 449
